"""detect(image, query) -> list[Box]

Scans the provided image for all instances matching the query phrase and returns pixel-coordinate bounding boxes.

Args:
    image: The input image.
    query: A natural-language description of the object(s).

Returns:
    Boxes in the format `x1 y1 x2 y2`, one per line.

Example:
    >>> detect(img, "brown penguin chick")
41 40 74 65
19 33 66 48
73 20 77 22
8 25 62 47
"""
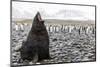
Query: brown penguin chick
20 12 51 63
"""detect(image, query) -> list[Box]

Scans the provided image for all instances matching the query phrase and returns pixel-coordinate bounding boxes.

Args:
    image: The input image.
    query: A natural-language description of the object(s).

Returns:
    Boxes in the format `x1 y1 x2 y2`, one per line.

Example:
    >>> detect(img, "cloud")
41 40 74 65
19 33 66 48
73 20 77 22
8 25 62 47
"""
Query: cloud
12 1 95 20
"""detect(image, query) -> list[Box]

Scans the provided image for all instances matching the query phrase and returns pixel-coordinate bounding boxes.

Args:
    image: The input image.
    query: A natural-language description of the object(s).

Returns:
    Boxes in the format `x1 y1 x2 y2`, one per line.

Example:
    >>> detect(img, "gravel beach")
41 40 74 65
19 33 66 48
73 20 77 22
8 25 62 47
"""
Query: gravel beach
11 22 96 66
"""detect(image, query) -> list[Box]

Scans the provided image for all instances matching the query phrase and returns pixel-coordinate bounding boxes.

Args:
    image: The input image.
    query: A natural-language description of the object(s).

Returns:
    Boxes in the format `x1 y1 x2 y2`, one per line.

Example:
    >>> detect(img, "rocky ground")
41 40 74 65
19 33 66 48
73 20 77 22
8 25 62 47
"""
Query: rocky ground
11 23 96 66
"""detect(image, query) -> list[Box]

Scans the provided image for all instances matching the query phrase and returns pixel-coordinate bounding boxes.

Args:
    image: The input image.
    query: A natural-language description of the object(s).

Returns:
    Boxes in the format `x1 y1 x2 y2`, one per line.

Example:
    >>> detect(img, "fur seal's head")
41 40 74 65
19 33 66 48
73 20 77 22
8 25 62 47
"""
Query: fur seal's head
32 12 46 32
34 12 43 22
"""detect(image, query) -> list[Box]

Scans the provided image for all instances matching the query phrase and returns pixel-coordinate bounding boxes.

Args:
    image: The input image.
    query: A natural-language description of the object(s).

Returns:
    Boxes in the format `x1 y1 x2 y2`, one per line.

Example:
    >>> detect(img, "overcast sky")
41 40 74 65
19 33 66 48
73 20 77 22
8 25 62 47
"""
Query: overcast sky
12 1 95 20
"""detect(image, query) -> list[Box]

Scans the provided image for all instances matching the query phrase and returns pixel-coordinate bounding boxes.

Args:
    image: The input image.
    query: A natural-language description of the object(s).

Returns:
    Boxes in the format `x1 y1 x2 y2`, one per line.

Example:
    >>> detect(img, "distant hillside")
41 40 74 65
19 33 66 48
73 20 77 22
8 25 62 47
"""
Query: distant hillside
12 18 95 26
45 19 95 25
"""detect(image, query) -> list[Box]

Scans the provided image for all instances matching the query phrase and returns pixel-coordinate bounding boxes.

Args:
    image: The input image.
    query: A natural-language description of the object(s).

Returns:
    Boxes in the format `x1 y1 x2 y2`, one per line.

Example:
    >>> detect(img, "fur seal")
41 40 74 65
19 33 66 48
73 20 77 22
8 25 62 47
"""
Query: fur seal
20 12 50 63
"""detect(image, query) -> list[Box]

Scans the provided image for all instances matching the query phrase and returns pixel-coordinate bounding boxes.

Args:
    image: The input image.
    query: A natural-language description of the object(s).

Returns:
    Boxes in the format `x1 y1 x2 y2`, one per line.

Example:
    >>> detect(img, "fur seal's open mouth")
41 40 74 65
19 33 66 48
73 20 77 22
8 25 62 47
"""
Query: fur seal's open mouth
35 12 43 22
